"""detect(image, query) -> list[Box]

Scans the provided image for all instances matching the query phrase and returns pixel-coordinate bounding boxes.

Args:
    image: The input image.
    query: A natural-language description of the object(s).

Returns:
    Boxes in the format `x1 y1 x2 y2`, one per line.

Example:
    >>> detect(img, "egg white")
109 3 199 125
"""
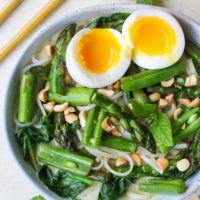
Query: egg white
66 28 131 88
122 9 185 69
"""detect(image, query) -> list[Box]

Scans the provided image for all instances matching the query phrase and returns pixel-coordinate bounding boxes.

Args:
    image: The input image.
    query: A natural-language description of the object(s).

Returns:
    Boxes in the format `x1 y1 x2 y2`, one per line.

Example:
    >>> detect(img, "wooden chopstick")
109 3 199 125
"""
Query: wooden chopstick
0 0 64 62
0 0 22 24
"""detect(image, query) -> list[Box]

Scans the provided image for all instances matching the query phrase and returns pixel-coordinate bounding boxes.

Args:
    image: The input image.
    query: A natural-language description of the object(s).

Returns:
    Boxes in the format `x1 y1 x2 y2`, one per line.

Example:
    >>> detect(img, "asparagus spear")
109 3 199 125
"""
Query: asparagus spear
37 143 93 176
138 179 186 194
121 61 185 92
184 129 200 178
48 87 95 106
50 24 76 94
101 135 137 152
147 86 200 98
18 73 37 123
185 40 200 65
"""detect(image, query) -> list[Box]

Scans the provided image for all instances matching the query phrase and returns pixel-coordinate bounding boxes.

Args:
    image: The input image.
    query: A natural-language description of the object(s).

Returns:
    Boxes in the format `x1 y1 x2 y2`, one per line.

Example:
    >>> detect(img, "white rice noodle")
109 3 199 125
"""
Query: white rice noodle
77 181 102 200
123 92 129 105
36 97 46 116
92 158 104 171
77 104 96 111
185 57 198 77
109 91 123 100
174 143 188 150
137 146 156 160
120 127 132 140
76 130 83 141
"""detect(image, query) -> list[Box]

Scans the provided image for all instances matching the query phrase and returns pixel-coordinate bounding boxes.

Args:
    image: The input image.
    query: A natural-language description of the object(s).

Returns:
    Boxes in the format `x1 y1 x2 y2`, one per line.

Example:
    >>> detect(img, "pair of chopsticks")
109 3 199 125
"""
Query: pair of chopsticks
0 0 64 62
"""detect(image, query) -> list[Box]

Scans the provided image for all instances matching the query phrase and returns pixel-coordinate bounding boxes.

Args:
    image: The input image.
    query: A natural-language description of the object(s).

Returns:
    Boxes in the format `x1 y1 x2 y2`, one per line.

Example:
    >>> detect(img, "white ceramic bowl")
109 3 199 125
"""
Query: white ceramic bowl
2 3 200 200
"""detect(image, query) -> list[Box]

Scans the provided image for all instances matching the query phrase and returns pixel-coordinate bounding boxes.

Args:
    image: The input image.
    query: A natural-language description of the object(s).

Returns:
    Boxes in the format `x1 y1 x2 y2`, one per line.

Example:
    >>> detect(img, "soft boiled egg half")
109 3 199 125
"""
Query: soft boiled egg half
122 9 185 69
66 28 131 88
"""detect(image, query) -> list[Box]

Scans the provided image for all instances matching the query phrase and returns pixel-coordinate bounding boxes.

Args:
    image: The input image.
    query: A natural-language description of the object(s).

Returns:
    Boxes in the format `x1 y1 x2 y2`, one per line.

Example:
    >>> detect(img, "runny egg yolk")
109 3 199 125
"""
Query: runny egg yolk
77 29 122 74
129 16 176 56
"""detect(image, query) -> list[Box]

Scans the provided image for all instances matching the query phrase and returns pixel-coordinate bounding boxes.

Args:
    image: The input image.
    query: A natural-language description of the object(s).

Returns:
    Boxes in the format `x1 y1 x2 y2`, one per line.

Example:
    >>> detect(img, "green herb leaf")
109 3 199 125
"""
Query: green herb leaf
130 99 157 118
152 113 174 150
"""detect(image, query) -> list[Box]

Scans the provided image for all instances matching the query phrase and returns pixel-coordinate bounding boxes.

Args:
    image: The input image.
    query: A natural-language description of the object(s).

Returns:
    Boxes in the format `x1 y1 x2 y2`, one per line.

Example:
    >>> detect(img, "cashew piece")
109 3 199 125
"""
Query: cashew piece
64 106 76 115
116 158 128 167
97 89 114 97
101 116 114 132
177 98 191 107
65 113 78 124
64 73 72 85
165 94 174 104
131 153 142 166
53 103 69 112
113 81 121 90
111 128 122 137
190 98 200 108
45 45 55 57
161 78 175 87
43 101 55 112
149 93 161 102
79 111 87 128
173 108 183 120
185 75 197 87
156 157 169 172
38 89 48 102
158 99 168 109
176 159 190 172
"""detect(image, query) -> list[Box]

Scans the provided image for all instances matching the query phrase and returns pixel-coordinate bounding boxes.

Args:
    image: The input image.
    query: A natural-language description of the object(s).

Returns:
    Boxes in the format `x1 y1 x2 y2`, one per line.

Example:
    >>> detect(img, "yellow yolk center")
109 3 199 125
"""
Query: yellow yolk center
129 16 176 56
77 29 122 74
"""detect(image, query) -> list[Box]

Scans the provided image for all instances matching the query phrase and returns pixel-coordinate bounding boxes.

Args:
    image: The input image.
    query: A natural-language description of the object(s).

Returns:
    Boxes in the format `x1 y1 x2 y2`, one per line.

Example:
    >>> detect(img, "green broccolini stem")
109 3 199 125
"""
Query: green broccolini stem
82 106 99 146
48 87 95 106
101 135 137 152
173 107 200 131
18 73 37 123
121 61 185 92
93 109 107 148
37 143 93 176
138 179 186 194
185 40 200 65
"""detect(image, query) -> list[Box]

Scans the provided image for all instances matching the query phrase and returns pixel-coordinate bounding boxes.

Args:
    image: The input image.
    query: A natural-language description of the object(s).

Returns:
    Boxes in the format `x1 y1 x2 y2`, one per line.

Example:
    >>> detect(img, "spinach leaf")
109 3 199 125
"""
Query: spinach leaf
151 112 173 152
38 167 86 199
99 176 133 200
130 99 157 118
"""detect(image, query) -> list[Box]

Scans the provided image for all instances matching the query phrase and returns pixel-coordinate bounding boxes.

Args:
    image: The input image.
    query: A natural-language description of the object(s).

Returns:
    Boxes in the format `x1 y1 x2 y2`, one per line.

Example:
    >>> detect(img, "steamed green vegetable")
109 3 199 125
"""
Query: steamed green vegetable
18 73 37 123
37 143 93 176
121 61 185 92
137 0 157 4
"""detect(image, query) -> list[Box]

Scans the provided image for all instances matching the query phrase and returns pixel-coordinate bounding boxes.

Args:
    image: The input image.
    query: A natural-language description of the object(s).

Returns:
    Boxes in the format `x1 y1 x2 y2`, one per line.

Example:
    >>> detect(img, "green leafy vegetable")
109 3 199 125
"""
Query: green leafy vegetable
151 112 173 153
137 0 157 5
31 195 46 200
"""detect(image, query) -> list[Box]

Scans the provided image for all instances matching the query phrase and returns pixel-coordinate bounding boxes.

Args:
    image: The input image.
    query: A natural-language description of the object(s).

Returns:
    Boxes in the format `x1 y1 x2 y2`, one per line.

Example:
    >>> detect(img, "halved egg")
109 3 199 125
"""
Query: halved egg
66 28 131 88
122 9 185 69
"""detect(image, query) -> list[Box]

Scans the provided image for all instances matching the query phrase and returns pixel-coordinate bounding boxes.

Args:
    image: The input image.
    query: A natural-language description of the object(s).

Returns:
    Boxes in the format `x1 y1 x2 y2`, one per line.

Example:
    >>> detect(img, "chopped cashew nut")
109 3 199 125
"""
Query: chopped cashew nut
185 75 197 87
159 99 168 109
116 158 128 167
173 108 183 120
65 113 78 124
181 123 186 130
111 128 122 137
161 78 175 87
113 81 121 90
149 93 161 102
79 111 87 128
156 157 169 172
177 98 191 107
64 73 72 85
64 106 76 115
97 89 114 97
45 45 55 57
38 89 48 102
176 159 190 172
44 81 50 91
165 94 174 104
101 116 114 132
109 117 119 126
43 101 55 112
127 103 133 110
53 103 69 112
190 98 200 108
131 153 142 166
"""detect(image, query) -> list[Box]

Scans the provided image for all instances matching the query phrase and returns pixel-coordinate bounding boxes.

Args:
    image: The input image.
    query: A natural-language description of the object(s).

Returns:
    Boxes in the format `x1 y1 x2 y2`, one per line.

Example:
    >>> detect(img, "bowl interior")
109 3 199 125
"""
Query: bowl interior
3 3 200 200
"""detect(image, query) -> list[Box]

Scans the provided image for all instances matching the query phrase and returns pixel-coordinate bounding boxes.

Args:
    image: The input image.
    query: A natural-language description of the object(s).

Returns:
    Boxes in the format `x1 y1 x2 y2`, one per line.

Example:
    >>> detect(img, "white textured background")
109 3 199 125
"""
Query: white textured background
0 0 200 199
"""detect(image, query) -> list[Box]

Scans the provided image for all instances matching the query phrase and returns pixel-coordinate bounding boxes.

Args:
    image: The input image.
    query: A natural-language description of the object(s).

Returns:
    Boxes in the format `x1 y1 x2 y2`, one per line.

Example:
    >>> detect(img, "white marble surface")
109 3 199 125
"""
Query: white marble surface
0 0 200 199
